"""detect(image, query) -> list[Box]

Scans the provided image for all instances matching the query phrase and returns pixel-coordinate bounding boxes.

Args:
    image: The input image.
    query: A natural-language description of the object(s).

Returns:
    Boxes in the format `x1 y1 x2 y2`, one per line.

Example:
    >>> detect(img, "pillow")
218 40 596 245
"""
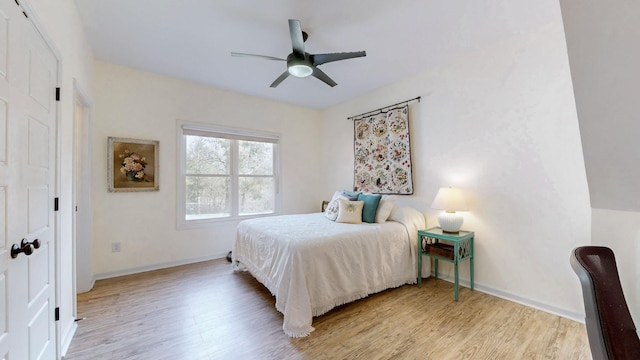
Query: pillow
388 206 426 229
340 190 361 200
324 191 349 221
335 199 364 224
375 195 397 223
357 193 382 223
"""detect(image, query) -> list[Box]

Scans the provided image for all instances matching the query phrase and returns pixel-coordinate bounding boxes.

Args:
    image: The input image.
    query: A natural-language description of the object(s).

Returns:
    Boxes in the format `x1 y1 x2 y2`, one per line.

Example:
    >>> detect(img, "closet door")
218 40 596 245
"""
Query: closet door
0 1 58 358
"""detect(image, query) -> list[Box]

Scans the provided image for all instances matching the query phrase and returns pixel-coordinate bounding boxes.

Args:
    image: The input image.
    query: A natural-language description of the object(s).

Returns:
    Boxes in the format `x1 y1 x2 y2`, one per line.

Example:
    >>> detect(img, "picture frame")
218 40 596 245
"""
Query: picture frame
108 137 159 192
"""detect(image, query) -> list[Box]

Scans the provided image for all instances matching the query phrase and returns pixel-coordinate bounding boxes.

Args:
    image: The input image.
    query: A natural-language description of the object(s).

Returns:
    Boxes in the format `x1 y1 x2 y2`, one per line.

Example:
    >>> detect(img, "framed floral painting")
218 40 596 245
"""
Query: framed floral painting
108 137 159 192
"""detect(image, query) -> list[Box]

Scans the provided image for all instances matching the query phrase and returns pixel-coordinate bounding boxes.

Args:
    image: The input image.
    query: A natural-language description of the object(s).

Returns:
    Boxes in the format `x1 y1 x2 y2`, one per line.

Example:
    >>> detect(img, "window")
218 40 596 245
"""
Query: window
177 122 279 228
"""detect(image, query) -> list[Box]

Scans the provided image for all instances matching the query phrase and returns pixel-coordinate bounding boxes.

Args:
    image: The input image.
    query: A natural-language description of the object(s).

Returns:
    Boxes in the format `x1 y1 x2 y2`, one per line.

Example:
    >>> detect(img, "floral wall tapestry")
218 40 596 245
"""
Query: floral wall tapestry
353 105 413 194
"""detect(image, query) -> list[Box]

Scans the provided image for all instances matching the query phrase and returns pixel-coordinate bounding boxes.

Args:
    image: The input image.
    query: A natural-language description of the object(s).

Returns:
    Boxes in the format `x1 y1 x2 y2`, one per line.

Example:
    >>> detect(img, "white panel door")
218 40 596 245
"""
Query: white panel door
0 1 58 359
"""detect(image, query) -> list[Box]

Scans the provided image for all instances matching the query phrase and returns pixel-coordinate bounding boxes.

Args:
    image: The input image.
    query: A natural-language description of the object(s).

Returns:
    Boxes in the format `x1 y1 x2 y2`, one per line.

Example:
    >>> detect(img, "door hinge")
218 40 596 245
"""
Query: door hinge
54 197 59 211
56 87 60 101
55 307 60 321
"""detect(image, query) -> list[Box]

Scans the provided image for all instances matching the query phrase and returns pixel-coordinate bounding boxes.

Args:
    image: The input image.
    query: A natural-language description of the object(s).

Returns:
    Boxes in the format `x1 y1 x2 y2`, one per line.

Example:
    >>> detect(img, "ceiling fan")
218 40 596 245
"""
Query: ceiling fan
231 19 366 88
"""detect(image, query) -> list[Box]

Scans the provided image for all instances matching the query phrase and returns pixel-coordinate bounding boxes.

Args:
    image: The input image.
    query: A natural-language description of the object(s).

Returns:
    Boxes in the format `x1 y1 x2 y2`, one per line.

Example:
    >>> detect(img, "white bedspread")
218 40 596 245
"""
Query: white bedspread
232 206 428 337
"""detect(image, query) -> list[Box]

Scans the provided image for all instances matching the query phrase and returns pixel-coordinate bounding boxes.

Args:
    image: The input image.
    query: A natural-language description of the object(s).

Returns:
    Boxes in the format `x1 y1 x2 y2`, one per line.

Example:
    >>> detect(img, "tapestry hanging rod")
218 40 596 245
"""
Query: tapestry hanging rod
347 96 421 121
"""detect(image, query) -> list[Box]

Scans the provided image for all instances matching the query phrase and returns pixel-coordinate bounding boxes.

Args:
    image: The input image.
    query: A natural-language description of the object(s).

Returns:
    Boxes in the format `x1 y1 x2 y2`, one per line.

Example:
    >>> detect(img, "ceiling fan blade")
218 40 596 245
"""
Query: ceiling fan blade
288 19 305 57
311 51 367 66
312 67 337 87
270 71 290 88
231 52 285 61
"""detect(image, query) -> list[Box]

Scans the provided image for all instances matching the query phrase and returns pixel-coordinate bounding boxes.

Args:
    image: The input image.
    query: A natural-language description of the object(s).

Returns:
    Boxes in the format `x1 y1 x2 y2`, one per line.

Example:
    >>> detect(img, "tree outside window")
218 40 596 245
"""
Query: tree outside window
179 124 279 227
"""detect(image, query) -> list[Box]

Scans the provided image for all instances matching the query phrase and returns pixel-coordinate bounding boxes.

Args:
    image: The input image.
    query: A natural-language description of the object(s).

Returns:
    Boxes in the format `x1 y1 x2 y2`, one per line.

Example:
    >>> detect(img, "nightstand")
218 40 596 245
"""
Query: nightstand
418 227 474 301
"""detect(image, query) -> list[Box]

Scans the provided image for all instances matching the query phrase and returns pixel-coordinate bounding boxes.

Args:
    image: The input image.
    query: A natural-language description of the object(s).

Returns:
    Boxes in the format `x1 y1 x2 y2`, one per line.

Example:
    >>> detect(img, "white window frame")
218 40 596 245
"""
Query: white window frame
176 120 280 229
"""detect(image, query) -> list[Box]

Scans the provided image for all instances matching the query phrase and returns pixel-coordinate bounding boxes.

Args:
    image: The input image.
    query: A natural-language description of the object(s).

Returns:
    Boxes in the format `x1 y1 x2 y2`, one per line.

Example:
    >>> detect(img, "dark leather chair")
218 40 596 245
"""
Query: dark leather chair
570 246 640 359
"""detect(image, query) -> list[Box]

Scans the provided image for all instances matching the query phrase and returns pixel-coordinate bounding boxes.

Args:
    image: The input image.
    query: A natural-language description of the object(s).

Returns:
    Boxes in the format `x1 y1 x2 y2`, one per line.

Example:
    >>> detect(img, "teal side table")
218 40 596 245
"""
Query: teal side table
417 227 474 301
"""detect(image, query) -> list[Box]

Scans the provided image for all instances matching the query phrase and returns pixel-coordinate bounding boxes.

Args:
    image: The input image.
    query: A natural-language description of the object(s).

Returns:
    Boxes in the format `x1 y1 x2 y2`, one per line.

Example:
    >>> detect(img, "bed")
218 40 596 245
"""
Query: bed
232 205 429 337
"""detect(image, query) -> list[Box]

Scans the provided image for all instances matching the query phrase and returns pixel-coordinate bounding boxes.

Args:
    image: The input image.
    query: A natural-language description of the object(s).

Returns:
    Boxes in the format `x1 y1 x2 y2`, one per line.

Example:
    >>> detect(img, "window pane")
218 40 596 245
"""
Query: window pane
239 141 273 175
186 176 230 219
186 135 230 175
239 177 274 215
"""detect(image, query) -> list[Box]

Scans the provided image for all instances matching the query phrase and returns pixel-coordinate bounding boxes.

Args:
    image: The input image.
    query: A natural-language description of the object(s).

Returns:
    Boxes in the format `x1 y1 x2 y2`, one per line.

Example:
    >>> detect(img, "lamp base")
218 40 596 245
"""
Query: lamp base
442 229 460 234
438 211 464 233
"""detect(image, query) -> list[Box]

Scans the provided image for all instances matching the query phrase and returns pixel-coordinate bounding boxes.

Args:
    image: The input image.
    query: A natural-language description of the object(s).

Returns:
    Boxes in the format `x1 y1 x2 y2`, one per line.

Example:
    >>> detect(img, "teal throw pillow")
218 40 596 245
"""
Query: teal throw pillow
357 193 382 223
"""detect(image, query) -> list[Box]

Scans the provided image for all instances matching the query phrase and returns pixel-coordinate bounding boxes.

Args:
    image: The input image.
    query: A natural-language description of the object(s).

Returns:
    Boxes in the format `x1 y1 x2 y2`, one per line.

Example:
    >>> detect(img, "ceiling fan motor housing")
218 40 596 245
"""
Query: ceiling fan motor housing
287 53 313 77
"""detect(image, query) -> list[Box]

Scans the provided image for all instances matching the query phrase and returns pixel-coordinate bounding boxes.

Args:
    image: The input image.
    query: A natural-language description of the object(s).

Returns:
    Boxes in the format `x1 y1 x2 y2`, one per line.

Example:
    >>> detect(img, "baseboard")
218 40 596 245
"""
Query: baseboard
432 274 585 323
94 253 227 280
76 275 96 294
60 321 78 358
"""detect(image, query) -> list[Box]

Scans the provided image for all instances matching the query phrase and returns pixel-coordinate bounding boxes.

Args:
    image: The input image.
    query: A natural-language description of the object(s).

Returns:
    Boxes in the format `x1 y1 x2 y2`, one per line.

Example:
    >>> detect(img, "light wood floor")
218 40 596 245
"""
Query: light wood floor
64 258 590 360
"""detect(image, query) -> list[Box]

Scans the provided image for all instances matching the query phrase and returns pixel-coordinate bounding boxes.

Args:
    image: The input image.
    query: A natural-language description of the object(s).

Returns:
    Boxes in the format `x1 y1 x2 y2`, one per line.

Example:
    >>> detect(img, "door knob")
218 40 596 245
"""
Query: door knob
21 238 40 249
10 238 39 259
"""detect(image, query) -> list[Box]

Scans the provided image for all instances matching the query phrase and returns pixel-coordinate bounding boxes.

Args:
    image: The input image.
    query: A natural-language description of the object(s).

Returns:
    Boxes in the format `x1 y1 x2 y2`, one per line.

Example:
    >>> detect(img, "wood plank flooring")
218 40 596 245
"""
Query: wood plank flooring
64 258 590 360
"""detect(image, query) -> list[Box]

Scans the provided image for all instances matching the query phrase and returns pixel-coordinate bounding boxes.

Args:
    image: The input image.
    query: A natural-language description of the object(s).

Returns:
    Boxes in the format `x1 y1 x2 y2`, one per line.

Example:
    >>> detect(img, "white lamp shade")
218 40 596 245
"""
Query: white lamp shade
431 187 468 233
430 187 468 211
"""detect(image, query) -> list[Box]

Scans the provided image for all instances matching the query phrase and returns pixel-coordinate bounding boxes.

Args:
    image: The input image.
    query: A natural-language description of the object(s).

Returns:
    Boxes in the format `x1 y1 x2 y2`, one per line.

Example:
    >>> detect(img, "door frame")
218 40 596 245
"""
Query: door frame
72 78 93 297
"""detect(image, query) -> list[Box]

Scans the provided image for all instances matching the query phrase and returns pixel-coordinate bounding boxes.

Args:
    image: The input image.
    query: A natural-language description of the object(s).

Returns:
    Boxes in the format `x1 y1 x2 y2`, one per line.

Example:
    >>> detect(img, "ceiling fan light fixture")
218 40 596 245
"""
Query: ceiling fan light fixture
288 64 313 77
231 19 366 87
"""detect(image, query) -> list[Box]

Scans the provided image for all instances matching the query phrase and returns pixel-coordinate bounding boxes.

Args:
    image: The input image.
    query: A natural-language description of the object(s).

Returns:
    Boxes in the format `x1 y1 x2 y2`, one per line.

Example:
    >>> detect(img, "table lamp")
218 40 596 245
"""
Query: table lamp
430 187 468 234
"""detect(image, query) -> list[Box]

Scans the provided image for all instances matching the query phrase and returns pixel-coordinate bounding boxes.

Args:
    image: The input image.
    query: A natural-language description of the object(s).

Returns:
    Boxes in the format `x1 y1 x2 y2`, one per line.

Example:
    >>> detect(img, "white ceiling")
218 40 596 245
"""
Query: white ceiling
73 0 559 109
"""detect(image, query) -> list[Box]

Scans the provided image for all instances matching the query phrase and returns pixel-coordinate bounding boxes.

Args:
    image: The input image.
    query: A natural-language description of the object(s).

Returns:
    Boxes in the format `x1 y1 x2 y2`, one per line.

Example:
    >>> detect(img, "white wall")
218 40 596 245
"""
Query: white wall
320 13 591 317
91 61 322 277
24 0 95 354
591 209 640 324
559 0 640 213
559 0 640 326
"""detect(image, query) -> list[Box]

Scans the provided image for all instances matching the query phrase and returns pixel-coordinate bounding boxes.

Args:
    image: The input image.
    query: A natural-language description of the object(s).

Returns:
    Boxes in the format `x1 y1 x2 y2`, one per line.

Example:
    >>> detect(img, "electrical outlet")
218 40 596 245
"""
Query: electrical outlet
111 242 121 252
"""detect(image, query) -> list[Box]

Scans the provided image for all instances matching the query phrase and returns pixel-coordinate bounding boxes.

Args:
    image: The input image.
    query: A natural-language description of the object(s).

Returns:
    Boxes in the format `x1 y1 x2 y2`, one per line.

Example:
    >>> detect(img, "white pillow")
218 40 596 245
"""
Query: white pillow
335 199 364 224
388 206 426 229
324 191 348 221
375 195 397 223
